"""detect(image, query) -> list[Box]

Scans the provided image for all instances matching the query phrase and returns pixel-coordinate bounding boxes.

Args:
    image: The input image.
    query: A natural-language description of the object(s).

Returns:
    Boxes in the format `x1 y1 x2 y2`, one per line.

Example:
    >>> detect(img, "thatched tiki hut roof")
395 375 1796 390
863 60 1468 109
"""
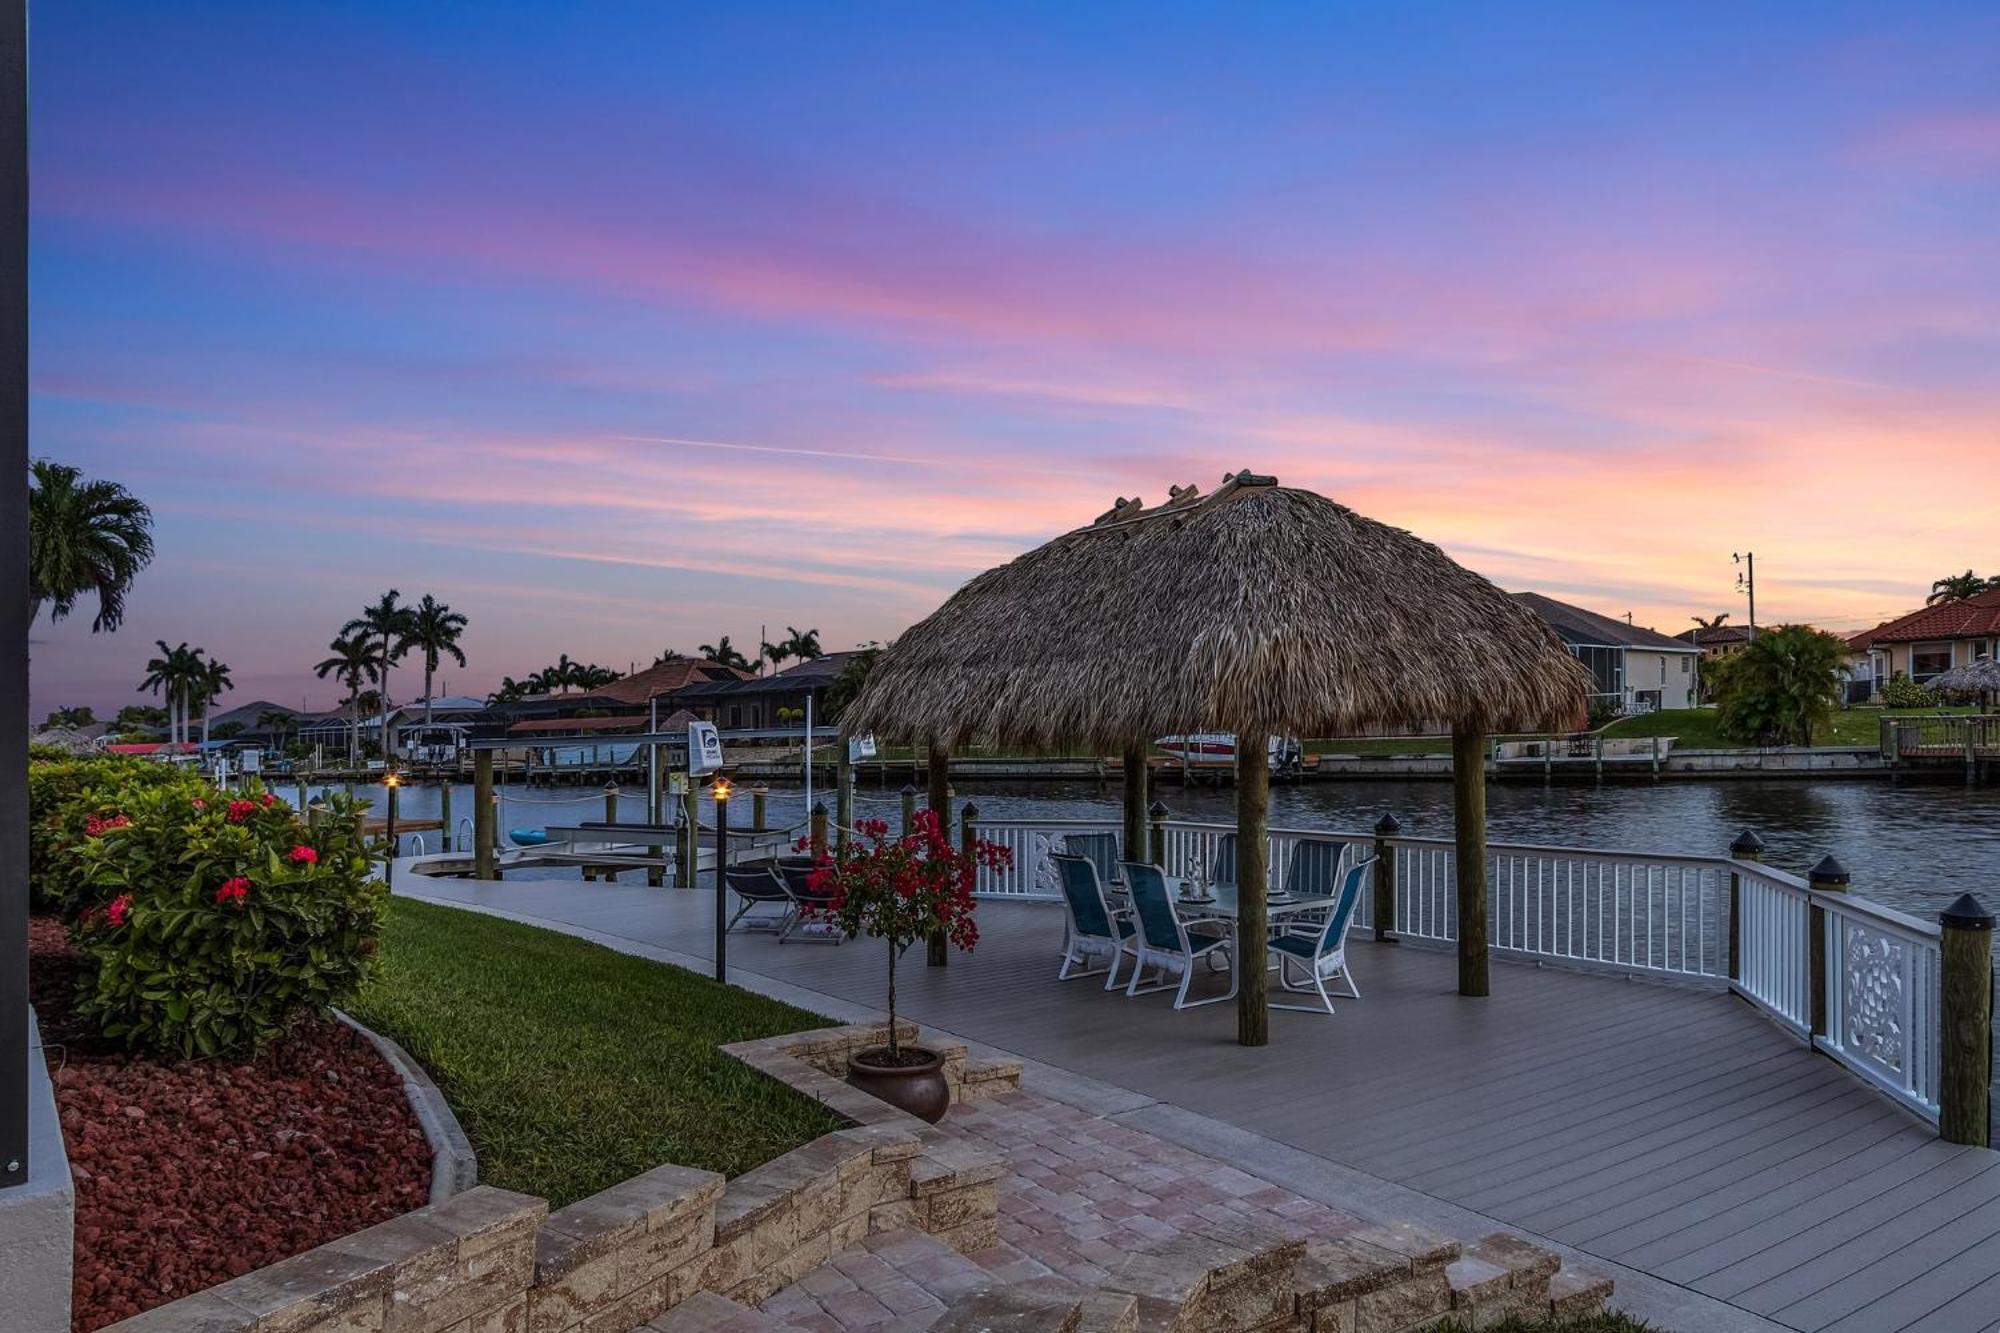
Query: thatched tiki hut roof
1925 657 2000 700
845 471 1591 1043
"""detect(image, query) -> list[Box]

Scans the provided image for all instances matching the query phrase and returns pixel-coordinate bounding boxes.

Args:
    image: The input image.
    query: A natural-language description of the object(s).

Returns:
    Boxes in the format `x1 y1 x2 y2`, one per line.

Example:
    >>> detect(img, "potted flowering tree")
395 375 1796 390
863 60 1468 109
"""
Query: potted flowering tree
801 810 1009 1121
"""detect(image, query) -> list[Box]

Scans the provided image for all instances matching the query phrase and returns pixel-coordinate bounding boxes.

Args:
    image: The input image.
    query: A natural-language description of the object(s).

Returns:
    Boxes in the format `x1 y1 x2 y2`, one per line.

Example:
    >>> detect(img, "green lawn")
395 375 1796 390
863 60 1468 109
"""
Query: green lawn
347 898 844 1206
1602 705 1979 750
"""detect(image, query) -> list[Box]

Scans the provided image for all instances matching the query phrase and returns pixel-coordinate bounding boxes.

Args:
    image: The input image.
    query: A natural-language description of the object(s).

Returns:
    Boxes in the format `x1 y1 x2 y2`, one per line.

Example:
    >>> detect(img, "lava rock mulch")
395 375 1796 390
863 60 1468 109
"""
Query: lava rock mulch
29 918 433 1331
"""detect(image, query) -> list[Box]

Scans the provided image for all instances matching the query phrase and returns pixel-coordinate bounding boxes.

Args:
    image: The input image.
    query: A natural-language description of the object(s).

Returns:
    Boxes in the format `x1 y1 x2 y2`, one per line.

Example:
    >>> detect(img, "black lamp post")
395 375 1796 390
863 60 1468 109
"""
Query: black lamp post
711 775 732 981
383 770 401 890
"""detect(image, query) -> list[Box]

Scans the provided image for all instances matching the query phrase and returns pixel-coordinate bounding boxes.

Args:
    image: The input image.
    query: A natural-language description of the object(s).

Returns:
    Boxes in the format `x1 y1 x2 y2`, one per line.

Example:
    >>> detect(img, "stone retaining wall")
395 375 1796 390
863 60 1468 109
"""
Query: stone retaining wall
107 1022 1022 1333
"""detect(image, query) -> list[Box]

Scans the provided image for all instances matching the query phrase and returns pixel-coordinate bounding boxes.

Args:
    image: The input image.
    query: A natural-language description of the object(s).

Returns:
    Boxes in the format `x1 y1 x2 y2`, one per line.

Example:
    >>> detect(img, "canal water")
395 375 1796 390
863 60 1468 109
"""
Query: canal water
310 774 1998 923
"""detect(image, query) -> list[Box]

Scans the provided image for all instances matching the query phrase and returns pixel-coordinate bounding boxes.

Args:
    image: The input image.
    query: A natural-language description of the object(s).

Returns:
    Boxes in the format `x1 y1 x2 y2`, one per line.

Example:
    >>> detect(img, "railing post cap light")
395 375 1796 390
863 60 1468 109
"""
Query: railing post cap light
1147 800 1170 818
811 799 826 813
1940 893 1996 932
1730 829 1765 855
1374 813 1401 836
1808 854 1851 887
960 800 978 816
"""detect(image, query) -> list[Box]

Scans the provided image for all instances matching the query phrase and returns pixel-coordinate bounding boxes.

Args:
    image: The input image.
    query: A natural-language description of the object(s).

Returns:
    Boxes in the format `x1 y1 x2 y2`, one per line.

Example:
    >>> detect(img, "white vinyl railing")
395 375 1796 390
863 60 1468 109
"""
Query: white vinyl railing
963 811 1948 1126
1817 894 1941 1119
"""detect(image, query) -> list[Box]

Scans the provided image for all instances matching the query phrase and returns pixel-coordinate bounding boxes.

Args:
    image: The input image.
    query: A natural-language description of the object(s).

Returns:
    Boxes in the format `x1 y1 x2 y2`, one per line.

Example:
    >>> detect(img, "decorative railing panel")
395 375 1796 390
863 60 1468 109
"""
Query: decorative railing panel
1818 895 1941 1119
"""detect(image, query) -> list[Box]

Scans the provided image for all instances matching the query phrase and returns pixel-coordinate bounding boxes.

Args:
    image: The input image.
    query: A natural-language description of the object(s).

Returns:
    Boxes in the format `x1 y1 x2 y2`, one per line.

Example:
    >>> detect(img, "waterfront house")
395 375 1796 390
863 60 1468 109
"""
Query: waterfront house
670 651 859 730
1512 592 1700 714
496 655 751 728
1674 623 1752 657
1847 587 2000 691
202 699 303 749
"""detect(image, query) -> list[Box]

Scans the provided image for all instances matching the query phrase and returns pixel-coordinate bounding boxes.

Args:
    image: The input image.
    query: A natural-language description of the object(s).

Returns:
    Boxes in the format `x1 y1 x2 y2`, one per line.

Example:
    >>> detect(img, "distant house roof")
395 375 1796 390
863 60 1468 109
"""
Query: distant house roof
506 710 695 737
510 658 753 712
206 700 302 730
1675 625 1752 648
1511 593 1700 653
673 651 861 701
1847 589 2000 650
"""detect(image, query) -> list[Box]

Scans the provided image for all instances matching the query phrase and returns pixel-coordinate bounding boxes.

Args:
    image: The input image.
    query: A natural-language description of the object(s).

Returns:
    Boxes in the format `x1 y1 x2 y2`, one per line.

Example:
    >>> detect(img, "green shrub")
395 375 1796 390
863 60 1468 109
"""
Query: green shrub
68 781 384 1057
1881 672 1938 708
1715 625 1848 747
28 756 207 916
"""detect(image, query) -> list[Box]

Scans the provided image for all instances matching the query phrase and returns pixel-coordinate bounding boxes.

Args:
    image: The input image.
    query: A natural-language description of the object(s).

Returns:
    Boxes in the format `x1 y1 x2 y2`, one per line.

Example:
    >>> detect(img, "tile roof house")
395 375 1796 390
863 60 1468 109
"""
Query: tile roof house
501 657 754 722
1846 588 2000 687
1675 624 1754 656
671 652 862 730
1513 593 1701 714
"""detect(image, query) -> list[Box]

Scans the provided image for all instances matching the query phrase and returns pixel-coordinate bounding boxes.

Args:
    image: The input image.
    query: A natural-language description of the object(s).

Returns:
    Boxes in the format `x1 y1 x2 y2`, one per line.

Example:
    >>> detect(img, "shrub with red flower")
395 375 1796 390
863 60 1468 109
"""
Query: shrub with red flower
105 894 132 928
226 799 259 823
288 845 319 866
83 814 131 837
215 876 251 907
795 810 1010 1060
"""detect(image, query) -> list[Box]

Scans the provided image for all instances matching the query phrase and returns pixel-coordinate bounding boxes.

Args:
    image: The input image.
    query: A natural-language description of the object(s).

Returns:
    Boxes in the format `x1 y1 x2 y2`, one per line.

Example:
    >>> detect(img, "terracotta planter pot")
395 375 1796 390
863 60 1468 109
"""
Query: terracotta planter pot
847 1046 950 1123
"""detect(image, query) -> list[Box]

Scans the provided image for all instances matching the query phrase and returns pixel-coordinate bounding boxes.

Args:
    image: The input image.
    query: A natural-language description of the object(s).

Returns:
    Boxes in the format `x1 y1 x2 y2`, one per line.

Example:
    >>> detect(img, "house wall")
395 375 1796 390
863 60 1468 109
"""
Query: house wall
1876 638 1999 683
1622 650 1697 711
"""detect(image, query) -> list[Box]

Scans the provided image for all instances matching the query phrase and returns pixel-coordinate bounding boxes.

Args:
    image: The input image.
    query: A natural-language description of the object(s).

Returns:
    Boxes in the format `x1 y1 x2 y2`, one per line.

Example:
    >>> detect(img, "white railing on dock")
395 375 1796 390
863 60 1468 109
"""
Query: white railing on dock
963 810 1949 1127
1733 866 1811 1031
1817 894 1941 1119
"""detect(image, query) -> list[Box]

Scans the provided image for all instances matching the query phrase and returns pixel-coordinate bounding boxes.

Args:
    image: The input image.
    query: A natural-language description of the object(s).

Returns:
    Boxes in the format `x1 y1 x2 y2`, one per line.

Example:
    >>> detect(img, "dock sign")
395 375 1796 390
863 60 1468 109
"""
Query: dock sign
688 721 724 775
847 733 877 763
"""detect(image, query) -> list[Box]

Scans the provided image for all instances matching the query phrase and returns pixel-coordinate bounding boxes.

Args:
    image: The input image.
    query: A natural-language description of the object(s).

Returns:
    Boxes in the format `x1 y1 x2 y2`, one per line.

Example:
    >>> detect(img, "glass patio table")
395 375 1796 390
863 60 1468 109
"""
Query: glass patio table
1166 880 1337 923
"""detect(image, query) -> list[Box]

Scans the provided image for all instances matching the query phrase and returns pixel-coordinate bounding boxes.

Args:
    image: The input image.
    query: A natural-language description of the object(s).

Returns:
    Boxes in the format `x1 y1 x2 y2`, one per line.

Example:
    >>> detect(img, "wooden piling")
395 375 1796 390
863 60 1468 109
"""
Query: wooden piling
927 745 950 967
1373 813 1399 942
836 741 855 851
1237 729 1270 1047
439 783 453 853
1453 726 1490 997
810 801 828 858
1148 800 1168 867
1939 894 1994 1147
1807 855 1849 1039
473 749 494 881
1123 743 1148 865
751 785 769 833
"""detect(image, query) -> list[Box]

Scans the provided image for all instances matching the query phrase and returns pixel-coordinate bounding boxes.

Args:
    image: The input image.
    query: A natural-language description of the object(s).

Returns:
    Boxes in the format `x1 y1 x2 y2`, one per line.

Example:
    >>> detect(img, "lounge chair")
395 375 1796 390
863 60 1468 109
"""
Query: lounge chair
723 863 798 936
1052 852 1137 989
1120 861 1237 1009
775 858 842 944
1267 857 1374 1015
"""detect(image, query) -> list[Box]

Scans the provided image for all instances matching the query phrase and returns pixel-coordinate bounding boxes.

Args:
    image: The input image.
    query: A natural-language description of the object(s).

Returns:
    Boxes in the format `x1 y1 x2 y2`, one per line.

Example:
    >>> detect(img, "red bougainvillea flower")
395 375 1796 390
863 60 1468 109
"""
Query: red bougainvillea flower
226 799 258 823
259 793 278 807
215 877 251 907
106 895 133 928
83 814 131 837
287 844 319 865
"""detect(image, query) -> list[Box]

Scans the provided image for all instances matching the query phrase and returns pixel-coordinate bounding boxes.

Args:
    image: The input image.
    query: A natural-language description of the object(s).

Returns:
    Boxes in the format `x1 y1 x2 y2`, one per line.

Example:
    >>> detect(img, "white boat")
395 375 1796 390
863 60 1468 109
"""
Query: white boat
1153 733 1302 773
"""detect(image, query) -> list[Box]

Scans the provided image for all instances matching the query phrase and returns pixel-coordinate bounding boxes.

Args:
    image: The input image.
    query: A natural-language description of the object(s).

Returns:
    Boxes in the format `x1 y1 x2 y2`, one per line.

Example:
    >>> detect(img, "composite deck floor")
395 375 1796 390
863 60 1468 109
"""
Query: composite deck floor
401 875 2000 1333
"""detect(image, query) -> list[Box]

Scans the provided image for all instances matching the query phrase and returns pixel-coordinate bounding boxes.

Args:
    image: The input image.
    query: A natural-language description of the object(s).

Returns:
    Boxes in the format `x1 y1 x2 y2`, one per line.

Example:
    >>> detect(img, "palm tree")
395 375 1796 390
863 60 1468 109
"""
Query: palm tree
700 636 753 672
28 459 156 632
578 664 621 690
763 637 794 671
257 708 297 749
487 675 532 706
139 641 204 745
1714 625 1849 747
787 626 824 661
344 591 416 757
1927 571 1994 605
399 594 470 724
315 633 382 764
1690 613 1730 632
197 656 234 746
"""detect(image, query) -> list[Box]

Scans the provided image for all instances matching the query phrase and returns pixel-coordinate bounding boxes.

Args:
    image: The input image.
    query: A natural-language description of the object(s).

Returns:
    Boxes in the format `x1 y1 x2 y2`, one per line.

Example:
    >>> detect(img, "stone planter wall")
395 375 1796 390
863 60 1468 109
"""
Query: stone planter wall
105 1022 1022 1333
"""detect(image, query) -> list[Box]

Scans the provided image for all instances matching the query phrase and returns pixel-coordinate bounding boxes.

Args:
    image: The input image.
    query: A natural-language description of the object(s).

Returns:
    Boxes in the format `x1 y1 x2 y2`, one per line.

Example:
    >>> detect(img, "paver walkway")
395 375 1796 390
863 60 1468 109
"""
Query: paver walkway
400 873 2000 1332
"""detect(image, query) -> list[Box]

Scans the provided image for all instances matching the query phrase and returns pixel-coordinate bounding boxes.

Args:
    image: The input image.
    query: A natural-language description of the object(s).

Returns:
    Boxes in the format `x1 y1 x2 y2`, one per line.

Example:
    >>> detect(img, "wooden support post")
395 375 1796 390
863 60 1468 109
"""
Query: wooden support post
439 783 453 853
1807 855 1849 1039
959 801 979 858
810 801 828 858
836 741 855 851
1373 813 1400 942
900 784 918 837
603 782 619 826
296 776 309 814
1453 727 1490 997
1122 743 1148 866
926 745 950 967
1939 894 1994 1147
1593 732 1604 779
1236 730 1271 1047
473 749 495 881
1728 829 1764 983
751 785 769 833
1148 800 1169 868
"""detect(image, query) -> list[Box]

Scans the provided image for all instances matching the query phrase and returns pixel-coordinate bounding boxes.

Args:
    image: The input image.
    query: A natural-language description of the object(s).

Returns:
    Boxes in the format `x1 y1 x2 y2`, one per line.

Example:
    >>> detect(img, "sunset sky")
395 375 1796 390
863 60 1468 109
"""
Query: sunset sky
28 2 2000 715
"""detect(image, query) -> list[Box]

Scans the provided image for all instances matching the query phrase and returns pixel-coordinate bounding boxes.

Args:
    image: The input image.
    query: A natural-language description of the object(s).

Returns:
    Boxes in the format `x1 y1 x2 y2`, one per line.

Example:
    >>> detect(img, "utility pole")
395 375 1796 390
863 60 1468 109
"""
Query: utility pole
1734 552 1757 642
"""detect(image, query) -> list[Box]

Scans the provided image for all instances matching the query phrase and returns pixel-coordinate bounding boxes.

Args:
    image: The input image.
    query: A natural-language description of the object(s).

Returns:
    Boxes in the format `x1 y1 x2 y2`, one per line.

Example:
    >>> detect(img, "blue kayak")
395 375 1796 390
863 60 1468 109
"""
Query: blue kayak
509 828 552 847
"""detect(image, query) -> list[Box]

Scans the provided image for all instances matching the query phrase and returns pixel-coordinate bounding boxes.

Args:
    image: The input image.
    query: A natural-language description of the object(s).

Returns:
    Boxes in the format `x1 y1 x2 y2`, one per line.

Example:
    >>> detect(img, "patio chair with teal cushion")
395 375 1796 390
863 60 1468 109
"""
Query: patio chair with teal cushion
1267 856 1374 1015
1210 833 1238 890
1120 861 1237 1009
1052 852 1137 989
1063 832 1122 887
1282 838 1350 899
